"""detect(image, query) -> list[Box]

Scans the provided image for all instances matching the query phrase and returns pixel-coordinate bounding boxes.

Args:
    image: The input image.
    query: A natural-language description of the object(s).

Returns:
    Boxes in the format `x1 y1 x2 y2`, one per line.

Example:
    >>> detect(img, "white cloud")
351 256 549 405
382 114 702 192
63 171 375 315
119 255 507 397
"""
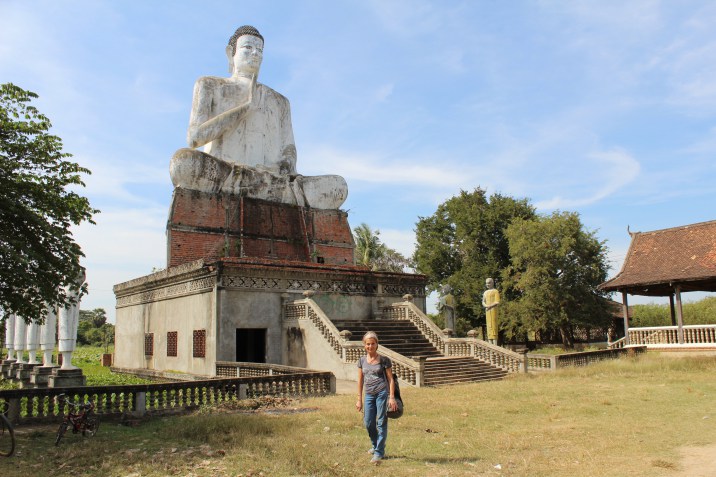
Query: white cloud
535 148 641 209
301 145 472 188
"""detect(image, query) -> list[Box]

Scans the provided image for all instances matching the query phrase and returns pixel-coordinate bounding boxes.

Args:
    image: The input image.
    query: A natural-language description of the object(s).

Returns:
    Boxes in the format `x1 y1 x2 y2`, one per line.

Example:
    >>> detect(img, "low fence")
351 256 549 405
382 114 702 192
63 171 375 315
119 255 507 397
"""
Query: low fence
628 325 716 347
526 346 646 371
0 367 334 426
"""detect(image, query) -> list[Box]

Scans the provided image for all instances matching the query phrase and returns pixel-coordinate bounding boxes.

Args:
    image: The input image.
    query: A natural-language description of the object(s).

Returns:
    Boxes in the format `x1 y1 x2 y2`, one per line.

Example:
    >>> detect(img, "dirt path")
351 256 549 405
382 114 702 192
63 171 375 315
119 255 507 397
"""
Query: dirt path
671 444 716 476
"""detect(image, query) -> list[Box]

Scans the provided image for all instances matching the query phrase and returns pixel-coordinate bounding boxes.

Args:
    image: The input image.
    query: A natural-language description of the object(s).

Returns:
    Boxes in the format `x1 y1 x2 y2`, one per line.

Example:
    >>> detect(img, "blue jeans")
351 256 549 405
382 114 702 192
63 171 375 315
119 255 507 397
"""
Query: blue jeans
364 389 388 458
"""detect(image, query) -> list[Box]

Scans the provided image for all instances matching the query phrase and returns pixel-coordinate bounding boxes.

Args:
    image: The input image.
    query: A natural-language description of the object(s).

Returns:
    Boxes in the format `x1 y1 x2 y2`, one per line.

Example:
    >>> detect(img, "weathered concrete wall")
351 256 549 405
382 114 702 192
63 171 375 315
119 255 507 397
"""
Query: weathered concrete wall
114 258 427 377
114 291 215 375
216 289 286 363
283 318 356 380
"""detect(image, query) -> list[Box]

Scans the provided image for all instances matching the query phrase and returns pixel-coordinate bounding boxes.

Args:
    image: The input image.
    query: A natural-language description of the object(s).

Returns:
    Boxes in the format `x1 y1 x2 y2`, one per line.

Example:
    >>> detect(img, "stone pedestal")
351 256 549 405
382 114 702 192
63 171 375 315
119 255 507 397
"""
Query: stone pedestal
16 362 41 383
28 366 57 388
1 358 16 379
167 190 355 267
48 368 86 388
8 361 23 381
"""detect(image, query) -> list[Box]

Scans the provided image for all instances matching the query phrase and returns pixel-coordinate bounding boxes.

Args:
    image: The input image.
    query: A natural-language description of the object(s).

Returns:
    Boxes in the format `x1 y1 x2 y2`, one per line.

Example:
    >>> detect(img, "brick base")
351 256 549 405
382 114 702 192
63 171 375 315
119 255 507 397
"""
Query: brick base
167 188 355 267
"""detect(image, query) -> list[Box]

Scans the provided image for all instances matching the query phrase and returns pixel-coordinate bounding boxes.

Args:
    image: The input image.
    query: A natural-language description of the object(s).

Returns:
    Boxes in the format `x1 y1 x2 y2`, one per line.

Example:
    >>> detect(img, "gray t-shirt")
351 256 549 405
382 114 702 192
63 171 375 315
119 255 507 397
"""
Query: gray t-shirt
359 355 392 395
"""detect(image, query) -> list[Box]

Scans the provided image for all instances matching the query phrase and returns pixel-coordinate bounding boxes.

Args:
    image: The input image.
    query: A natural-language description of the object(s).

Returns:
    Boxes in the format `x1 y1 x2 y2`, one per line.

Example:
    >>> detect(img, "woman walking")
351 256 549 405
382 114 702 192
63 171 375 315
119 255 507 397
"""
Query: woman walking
356 331 398 465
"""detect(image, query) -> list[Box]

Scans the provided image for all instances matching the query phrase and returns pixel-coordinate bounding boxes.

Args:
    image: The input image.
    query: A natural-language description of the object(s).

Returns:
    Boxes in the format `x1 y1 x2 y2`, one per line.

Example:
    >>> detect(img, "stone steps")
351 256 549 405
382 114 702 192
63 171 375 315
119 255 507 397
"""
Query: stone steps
332 320 442 358
423 357 508 386
331 319 508 385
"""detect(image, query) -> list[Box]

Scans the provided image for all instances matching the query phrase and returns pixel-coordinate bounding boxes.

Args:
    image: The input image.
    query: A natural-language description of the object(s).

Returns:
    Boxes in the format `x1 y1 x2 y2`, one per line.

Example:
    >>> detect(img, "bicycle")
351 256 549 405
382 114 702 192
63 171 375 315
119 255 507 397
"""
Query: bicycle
0 401 15 457
54 394 100 446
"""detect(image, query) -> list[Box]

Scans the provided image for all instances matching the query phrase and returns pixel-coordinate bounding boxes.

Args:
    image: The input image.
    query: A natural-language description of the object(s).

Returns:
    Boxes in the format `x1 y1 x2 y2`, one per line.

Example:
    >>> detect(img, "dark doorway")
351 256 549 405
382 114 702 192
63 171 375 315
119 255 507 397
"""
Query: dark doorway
236 328 267 363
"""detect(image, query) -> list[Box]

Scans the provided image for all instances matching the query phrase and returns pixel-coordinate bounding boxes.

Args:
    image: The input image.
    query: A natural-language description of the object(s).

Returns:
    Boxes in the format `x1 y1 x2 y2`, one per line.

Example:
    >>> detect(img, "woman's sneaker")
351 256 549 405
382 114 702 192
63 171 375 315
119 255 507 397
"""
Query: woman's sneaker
371 455 382 465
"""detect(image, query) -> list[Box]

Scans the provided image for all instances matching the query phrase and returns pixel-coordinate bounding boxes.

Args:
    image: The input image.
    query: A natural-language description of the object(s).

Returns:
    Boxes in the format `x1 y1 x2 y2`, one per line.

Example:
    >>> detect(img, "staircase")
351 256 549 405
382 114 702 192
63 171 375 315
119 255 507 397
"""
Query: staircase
423 357 508 386
331 319 507 386
332 319 442 358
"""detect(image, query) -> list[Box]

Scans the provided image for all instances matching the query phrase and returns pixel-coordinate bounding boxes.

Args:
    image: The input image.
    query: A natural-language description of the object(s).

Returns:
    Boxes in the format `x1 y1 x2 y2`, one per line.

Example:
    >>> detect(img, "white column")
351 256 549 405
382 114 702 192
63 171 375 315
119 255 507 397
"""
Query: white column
40 304 58 367
621 291 630 345
58 272 85 370
675 285 685 345
13 316 27 363
26 320 40 364
4 313 15 360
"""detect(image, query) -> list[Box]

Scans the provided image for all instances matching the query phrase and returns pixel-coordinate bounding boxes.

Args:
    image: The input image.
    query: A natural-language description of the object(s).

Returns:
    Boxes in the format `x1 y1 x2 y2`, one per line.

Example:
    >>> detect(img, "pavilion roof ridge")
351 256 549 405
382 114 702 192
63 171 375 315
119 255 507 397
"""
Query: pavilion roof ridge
600 218 716 296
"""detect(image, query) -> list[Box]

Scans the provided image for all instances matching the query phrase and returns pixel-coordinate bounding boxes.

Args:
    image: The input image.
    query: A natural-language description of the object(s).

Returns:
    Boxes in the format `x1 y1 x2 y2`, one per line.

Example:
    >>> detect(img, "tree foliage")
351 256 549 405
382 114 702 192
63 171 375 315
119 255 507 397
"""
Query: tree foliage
501 211 611 346
77 308 114 351
353 223 412 273
413 188 536 326
0 83 97 322
631 297 716 327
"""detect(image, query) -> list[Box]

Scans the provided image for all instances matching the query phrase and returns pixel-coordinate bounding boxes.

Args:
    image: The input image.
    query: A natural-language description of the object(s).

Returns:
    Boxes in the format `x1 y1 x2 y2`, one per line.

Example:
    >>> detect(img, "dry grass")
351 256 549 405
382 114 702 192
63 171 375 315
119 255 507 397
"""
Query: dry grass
4 352 716 476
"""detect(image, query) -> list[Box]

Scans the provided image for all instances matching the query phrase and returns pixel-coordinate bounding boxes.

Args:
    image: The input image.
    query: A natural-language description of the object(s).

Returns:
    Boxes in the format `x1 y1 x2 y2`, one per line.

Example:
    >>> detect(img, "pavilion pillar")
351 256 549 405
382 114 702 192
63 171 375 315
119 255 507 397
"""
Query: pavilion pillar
669 294 676 326
674 285 684 344
621 291 630 345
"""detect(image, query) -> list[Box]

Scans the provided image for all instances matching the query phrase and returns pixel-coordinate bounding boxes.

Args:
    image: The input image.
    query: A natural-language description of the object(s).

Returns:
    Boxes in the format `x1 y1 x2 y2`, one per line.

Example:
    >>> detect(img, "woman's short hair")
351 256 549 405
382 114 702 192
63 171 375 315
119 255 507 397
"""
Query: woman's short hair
362 331 379 343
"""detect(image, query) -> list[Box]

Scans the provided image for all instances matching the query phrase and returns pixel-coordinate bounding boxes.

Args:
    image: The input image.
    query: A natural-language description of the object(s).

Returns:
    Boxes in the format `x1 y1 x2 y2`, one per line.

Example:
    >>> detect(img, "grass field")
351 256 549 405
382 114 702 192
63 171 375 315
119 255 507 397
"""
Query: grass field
3 352 716 476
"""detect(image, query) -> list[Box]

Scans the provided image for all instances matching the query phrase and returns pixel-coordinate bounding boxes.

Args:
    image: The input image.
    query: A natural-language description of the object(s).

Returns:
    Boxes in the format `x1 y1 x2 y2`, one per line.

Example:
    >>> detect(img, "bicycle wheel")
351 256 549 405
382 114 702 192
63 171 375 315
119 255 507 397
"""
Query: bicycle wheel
55 421 69 446
0 415 15 457
83 415 100 437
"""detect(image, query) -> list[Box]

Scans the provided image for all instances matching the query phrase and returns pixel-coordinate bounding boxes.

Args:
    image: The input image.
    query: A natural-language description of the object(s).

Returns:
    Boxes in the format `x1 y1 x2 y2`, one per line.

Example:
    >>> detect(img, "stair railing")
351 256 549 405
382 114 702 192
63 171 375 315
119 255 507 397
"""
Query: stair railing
385 298 526 373
284 293 424 385
383 296 447 352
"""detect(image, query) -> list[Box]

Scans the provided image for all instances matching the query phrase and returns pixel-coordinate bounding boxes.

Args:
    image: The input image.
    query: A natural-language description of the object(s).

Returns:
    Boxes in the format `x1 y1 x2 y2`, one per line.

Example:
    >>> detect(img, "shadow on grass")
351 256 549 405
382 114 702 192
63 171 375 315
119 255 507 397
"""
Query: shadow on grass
387 454 483 464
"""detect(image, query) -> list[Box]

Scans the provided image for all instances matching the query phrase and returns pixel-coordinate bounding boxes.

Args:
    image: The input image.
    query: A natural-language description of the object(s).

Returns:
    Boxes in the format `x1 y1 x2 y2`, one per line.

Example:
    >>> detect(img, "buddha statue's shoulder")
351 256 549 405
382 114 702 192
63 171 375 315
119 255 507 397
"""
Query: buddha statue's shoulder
194 75 232 89
257 83 290 104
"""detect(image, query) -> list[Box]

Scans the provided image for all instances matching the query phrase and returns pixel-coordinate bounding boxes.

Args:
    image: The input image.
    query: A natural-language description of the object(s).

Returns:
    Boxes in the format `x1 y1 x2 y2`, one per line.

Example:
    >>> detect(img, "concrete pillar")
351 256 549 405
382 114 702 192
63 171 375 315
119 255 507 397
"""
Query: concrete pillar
40 305 58 367
4 313 15 361
675 285 685 345
14 317 27 363
621 291 630 345
26 320 40 364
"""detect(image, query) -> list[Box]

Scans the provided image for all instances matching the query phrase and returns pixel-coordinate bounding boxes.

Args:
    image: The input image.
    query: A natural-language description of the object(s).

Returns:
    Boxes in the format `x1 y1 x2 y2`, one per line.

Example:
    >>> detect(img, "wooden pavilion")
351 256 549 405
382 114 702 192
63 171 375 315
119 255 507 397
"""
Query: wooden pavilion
600 220 716 345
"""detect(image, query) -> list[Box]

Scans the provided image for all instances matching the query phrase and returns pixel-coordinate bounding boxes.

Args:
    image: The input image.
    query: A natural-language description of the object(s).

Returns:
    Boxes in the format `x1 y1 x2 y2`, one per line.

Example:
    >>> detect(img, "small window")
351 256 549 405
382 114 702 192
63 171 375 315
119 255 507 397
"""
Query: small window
144 333 154 356
193 329 206 358
167 331 178 357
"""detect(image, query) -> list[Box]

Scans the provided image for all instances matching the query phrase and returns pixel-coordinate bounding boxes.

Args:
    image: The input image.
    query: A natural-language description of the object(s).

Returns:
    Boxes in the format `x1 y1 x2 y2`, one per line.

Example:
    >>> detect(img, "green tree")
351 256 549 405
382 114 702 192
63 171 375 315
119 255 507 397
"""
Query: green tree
79 307 108 328
413 188 536 327
353 223 412 273
501 211 611 347
0 83 97 323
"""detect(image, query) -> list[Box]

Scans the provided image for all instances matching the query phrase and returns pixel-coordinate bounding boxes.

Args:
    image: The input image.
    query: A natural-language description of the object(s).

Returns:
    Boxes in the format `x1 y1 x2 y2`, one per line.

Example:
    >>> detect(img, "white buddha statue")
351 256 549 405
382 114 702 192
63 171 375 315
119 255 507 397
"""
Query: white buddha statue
170 25 348 210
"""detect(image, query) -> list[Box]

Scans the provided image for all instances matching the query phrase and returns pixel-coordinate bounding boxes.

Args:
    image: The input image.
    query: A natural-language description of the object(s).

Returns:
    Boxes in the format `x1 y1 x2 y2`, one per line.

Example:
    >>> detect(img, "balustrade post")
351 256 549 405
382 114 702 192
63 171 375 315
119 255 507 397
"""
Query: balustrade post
7 397 21 425
467 329 478 357
329 374 336 394
239 383 248 400
415 357 426 387
133 391 147 417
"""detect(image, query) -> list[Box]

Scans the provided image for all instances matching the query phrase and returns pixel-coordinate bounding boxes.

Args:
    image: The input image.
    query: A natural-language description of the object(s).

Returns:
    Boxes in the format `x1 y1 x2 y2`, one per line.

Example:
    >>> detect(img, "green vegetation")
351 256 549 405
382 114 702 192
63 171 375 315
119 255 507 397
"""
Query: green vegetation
71 346 156 386
414 188 536 327
78 308 114 350
632 296 716 327
0 83 98 323
3 353 715 476
501 211 611 346
352 222 412 272
413 188 611 345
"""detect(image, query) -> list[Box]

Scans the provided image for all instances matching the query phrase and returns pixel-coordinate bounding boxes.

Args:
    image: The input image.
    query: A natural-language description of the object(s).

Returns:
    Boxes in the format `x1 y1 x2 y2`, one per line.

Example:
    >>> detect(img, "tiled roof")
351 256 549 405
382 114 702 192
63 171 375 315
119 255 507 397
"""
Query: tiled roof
600 220 716 296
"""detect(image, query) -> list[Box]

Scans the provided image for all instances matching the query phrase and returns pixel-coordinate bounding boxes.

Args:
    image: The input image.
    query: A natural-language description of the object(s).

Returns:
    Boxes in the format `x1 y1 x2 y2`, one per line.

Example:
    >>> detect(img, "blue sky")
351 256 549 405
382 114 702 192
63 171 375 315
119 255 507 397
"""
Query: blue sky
2 0 715 321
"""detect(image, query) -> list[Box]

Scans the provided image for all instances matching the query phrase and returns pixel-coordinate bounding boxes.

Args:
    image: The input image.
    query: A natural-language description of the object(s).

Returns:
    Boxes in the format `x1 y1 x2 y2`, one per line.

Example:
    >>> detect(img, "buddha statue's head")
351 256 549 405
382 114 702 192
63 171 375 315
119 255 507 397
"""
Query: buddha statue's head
226 25 265 77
